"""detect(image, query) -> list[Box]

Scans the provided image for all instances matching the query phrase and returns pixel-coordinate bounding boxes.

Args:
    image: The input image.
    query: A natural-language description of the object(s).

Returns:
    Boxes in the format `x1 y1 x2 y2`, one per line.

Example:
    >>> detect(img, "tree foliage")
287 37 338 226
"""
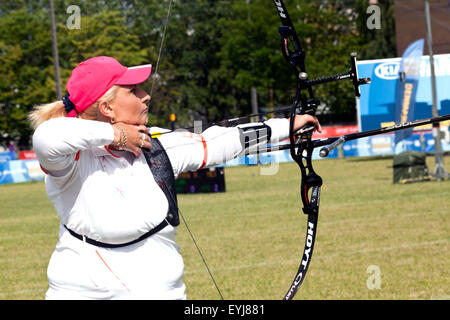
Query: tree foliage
0 0 396 149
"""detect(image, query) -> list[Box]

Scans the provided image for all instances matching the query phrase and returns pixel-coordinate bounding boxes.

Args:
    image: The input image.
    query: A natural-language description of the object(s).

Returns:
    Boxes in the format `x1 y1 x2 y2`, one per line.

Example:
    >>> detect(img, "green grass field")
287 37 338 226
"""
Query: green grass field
0 156 449 300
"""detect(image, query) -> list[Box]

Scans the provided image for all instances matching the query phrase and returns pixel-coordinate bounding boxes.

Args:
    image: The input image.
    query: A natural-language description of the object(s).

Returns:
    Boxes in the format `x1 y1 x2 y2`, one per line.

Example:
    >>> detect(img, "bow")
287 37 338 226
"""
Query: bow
272 0 370 300
152 0 448 300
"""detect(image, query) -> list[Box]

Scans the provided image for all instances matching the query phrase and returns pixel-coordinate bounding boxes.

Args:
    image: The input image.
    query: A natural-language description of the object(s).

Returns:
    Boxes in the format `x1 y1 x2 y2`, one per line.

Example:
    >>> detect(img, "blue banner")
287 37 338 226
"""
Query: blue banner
0 160 45 184
0 151 16 162
394 39 424 145
357 54 450 132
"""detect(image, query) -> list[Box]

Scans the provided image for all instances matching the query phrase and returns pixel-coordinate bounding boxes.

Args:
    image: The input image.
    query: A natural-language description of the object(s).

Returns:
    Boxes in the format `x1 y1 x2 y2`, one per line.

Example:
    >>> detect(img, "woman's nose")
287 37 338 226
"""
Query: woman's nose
138 88 151 104
142 94 150 104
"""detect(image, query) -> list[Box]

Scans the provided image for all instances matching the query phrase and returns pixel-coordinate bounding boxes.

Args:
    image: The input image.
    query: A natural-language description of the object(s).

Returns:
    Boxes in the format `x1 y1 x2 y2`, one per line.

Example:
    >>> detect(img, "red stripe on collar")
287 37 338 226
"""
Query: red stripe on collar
104 146 121 158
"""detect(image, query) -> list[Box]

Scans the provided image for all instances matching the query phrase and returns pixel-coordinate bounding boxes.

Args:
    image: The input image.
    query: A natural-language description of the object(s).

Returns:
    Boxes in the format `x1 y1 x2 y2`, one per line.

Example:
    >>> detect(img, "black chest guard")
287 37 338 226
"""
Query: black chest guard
142 137 180 227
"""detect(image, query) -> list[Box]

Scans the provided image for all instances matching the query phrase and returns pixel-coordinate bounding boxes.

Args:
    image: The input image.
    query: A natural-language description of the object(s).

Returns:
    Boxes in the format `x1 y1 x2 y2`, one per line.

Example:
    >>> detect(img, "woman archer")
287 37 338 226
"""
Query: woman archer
29 55 321 299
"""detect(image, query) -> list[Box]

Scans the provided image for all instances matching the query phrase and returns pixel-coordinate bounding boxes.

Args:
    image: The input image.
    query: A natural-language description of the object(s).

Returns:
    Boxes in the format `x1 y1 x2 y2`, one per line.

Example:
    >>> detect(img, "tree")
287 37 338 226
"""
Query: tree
0 0 398 149
0 9 54 148
157 0 236 127
216 0 373 124
354 0 397 60
0 6 148 149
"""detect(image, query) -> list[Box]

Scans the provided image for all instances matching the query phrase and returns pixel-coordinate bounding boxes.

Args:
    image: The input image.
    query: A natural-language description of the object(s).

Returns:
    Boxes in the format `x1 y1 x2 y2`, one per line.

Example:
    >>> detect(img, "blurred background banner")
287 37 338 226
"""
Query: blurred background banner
357 54 450 132
394 38 424 146
0 159 44 184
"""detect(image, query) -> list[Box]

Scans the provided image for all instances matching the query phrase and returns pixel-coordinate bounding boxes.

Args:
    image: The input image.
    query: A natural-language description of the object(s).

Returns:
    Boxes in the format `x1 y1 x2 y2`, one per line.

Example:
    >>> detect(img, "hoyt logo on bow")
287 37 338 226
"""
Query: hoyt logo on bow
274 0 287 18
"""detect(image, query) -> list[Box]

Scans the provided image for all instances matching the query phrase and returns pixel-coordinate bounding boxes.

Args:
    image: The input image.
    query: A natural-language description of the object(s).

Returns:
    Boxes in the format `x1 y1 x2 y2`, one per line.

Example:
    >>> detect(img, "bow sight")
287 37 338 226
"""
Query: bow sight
279 23 371 114
297 53 372 98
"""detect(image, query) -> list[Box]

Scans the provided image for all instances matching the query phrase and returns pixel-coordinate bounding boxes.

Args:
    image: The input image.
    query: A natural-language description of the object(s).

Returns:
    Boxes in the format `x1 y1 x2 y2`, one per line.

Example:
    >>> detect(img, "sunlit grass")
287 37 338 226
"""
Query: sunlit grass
0 156 448 300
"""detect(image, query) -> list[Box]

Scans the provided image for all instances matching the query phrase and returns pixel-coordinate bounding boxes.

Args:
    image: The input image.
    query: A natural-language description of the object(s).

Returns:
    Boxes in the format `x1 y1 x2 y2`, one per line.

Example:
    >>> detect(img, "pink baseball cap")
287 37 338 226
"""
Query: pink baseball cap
64 56 152 117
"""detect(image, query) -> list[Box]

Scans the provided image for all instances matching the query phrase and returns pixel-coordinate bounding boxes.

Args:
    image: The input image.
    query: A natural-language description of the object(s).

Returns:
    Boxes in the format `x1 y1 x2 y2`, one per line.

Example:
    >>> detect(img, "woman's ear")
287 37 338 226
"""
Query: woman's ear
98 100 115 122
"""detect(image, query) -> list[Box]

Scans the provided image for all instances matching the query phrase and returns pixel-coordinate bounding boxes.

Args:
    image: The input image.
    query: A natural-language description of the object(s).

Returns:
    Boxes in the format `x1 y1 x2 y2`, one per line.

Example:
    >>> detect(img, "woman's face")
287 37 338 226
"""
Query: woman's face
112 85 150 125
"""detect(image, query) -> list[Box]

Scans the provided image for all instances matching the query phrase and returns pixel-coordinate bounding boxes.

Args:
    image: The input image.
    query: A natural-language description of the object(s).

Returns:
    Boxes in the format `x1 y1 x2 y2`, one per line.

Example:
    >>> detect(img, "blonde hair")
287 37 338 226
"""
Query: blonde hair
28 85 119 130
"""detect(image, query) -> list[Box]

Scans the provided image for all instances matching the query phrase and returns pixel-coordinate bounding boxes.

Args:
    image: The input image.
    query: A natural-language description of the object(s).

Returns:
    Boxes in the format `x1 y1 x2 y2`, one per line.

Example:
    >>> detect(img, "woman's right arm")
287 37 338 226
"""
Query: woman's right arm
32 117 114 173
33 118 149 175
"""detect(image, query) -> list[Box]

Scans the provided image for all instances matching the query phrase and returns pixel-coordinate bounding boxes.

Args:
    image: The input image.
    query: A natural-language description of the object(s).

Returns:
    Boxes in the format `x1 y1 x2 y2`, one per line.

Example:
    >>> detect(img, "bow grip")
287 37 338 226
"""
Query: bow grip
301 174 322 215
294 124 315 137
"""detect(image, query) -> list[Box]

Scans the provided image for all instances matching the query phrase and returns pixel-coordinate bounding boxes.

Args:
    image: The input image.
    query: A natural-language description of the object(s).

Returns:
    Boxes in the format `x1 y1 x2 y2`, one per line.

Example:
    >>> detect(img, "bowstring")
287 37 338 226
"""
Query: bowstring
178 209 224 300
149 0 173 97
151 0 224 300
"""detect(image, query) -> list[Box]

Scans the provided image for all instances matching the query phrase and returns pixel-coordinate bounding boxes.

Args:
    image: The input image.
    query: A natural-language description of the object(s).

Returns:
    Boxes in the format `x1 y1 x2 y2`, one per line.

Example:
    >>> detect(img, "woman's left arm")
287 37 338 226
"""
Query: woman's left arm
156 114 321 177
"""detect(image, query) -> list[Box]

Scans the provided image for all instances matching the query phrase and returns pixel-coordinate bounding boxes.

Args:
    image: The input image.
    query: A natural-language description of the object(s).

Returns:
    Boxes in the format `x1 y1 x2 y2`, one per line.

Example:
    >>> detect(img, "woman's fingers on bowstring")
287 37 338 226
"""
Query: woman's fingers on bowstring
121 124 151 156
138 128 152 150
133 125 151 151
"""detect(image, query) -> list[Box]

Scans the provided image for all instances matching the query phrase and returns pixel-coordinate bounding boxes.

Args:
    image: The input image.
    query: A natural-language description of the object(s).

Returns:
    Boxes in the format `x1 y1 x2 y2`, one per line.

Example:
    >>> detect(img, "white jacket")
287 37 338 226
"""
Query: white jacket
32 117 289 299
